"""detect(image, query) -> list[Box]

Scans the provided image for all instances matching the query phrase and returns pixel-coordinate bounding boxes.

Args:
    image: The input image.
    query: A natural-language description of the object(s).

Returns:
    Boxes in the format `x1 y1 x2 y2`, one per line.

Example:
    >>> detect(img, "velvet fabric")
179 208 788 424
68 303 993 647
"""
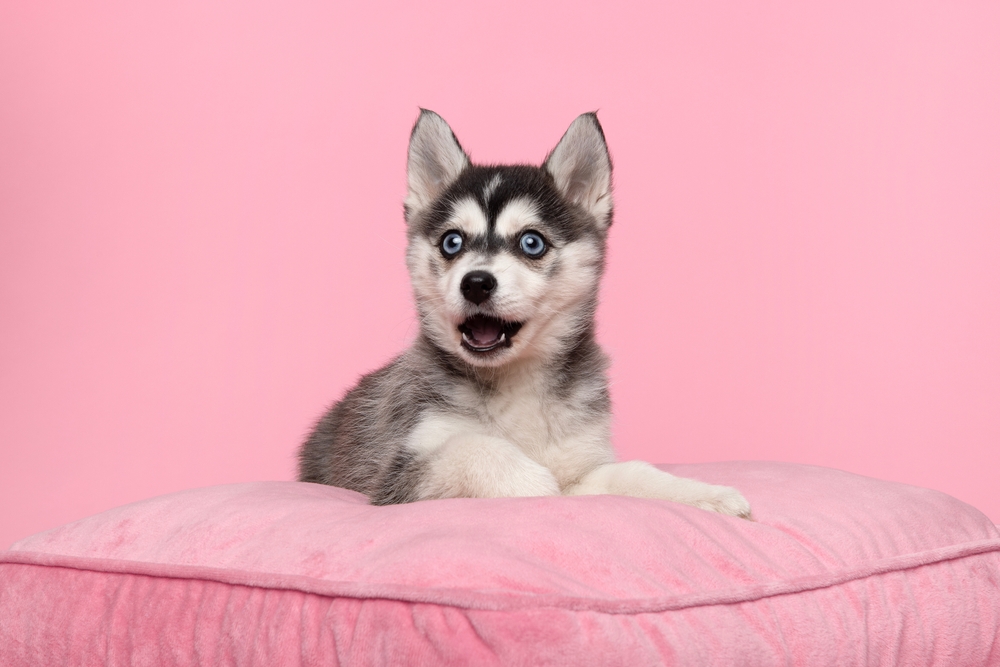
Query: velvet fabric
2 462 999 665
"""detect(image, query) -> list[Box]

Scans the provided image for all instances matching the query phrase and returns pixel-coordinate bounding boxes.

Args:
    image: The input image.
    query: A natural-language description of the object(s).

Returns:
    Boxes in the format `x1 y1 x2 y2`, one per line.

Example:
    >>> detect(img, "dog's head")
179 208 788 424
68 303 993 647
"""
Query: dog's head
404 110 613 368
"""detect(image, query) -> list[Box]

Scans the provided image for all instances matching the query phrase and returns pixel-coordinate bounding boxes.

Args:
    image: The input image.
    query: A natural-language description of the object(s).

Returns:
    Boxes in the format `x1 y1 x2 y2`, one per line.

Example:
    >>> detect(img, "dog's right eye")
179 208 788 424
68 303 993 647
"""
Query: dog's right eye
440 231 463 258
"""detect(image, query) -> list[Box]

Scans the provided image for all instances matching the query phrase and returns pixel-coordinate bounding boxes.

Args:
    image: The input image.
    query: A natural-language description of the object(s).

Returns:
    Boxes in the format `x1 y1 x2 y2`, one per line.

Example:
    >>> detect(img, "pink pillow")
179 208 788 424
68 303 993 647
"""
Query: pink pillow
2 461 999 666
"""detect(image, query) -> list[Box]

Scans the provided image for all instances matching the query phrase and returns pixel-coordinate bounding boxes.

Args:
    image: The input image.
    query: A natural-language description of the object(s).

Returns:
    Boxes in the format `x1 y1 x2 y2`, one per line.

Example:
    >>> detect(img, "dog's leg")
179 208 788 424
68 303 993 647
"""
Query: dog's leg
564 461 752 518
415 433 560 500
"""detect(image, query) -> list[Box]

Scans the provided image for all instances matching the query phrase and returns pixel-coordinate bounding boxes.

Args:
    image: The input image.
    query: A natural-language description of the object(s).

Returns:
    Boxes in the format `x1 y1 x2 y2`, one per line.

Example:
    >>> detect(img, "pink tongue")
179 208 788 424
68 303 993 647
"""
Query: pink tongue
469 319 502 344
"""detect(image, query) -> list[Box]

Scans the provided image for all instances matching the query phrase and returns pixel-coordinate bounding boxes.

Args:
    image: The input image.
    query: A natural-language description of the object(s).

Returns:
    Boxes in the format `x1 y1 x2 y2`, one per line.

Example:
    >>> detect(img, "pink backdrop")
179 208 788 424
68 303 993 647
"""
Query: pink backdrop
2 2 998 548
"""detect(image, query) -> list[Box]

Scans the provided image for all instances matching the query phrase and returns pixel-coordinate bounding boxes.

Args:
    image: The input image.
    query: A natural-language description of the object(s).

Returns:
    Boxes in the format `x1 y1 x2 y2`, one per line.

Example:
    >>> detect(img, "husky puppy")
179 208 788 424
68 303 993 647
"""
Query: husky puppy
298 110 751 518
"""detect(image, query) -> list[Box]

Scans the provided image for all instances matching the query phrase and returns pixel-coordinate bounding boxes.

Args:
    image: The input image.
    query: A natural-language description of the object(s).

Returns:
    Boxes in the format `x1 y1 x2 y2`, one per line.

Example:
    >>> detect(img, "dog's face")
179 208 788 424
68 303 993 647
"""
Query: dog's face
403 111 614 368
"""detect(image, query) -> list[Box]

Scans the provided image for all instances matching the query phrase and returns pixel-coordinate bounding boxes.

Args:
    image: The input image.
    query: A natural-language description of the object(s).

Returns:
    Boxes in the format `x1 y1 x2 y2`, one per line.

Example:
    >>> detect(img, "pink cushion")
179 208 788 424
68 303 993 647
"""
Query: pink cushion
2 461 999 666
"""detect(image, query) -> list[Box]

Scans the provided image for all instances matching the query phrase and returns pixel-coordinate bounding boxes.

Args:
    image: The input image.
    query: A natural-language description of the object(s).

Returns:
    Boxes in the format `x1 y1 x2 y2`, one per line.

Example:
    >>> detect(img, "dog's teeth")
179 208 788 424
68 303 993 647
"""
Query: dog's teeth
499 333 506 343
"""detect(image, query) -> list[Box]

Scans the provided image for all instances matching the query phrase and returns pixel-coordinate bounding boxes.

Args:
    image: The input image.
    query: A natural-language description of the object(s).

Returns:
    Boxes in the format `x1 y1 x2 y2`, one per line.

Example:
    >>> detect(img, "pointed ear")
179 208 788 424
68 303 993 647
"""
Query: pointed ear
405 109 470 219
543 113 613 226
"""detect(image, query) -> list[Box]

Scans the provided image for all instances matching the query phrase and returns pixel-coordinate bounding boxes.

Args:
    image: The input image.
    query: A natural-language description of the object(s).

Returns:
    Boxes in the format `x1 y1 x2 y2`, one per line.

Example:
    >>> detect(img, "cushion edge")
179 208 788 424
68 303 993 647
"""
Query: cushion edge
4 538 1000 615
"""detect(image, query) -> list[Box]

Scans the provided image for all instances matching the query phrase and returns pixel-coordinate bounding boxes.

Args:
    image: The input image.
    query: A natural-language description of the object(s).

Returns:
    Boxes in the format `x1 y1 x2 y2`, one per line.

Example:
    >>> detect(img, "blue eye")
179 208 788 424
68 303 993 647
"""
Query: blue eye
440 231 463 258
519 231 546 257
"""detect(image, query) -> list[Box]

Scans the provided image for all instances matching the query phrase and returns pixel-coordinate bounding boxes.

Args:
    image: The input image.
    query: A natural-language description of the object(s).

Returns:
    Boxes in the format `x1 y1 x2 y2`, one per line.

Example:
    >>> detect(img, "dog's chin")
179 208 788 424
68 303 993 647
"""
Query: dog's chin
455 314 524 366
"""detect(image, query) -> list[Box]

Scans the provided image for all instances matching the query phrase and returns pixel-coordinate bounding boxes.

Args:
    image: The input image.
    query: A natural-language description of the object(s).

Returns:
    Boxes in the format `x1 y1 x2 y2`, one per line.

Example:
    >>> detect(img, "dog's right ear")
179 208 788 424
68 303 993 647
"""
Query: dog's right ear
405 109 470 221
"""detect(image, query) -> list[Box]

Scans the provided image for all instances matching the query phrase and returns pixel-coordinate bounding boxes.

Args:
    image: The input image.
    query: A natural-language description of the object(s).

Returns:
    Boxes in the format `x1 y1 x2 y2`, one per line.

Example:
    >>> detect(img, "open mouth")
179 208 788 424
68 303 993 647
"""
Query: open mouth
458 315 524 353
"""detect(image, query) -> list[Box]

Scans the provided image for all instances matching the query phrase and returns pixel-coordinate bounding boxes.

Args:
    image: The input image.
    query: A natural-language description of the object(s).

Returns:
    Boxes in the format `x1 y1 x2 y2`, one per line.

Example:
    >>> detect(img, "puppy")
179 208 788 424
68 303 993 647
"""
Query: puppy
298 110 751 518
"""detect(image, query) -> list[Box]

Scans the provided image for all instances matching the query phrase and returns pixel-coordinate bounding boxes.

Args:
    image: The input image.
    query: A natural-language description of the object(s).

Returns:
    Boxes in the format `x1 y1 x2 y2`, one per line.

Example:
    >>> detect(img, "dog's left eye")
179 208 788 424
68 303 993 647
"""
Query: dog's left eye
519 231 546 257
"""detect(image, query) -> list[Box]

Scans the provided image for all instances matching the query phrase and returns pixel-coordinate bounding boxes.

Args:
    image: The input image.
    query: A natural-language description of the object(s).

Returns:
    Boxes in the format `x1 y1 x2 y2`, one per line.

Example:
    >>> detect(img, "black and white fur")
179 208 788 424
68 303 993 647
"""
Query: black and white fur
298 110 751 518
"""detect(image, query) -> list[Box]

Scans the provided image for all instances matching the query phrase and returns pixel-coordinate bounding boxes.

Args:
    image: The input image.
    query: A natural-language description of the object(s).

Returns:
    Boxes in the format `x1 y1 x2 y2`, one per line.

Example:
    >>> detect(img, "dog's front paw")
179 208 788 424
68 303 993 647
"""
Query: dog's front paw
566 461 754 519
692 484 753 520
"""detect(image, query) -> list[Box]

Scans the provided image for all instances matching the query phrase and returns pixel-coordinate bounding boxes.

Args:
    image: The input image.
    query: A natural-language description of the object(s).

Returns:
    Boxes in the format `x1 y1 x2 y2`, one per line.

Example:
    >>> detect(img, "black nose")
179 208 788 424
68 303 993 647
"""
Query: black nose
460 270 497 305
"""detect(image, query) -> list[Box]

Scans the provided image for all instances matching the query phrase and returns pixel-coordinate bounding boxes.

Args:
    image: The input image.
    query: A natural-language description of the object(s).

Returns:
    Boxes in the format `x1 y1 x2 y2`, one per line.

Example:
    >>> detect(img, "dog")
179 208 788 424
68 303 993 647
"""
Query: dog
298 110 751 519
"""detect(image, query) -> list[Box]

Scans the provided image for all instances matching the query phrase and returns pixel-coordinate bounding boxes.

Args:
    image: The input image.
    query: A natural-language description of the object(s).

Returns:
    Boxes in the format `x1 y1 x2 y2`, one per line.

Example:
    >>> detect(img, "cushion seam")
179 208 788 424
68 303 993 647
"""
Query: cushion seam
3 538 1000 614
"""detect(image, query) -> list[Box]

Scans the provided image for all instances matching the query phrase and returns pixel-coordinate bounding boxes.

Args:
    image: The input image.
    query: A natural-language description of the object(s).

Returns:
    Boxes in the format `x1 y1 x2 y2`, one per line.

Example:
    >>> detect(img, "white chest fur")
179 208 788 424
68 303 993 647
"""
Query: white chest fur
406 366 613 488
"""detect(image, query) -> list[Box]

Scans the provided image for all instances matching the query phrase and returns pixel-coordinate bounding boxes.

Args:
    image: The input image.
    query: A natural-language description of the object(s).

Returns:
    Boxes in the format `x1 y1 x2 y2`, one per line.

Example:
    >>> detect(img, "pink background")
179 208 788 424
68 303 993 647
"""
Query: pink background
2 2 998 548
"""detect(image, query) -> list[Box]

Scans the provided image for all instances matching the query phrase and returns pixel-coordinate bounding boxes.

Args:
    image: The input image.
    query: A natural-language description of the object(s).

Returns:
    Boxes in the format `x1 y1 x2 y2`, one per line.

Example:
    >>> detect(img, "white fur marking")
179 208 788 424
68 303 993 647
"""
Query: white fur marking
448 197 489 237
494 198 542 238
482 174 502 203
405 413 482 456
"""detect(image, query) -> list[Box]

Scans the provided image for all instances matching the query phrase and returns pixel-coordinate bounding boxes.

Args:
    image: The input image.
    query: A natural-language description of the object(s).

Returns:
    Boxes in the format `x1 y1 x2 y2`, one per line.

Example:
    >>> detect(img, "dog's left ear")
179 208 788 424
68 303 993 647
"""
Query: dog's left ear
405 109 470 221
543 113 613 226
